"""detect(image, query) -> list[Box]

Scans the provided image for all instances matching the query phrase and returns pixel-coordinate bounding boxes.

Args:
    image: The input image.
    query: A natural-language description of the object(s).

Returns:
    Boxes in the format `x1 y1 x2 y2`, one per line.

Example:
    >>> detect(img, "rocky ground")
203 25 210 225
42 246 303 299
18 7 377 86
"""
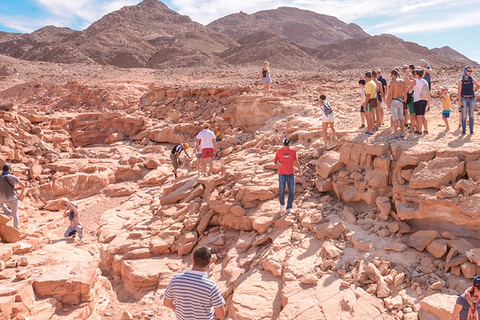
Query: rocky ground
1 58 480 320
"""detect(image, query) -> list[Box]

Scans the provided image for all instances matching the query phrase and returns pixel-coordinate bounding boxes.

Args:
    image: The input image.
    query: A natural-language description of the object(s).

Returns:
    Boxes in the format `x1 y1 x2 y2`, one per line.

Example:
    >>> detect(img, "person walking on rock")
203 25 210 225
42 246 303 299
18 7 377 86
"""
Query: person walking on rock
170 143 191 179
458 66 480 134
260 61 272 97
450 275 480 320
164 246 226 320
313 94 336 146
63 201 83 243
274 138 301 213
196 123 217 176
0 164 25 230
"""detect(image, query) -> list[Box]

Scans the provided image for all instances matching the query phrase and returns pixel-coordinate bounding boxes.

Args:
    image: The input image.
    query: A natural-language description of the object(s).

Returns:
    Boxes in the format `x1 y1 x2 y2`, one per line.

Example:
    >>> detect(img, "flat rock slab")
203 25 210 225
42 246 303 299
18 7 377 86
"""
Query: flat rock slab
419 293 457 320
405 230 438 251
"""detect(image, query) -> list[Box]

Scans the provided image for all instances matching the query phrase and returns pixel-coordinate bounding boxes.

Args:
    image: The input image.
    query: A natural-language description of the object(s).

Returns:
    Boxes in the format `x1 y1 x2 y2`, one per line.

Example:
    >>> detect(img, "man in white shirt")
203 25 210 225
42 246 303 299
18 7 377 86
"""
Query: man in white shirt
195 123 217 176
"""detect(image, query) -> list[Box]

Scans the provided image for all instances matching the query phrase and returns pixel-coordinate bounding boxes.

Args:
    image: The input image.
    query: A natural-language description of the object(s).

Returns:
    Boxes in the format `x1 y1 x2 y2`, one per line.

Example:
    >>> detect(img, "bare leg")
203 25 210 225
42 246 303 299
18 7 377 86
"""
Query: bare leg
322 122 328 145
443 118 450 132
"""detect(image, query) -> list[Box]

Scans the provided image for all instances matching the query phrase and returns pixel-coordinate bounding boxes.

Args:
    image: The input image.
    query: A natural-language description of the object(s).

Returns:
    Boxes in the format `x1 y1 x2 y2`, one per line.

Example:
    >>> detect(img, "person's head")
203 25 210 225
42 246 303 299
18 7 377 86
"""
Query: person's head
2 164 12 173
365 72 372 80
202 122 209 129
413 69 424 78
193 246 212 268
183 142 189 149
390 70 399 79
464 66 473 76
402 64 409 73
283 138 290 146
409 65 415 72
358 79 366 87
371 70 377 78
319 94 326 101
420 59 427 67
215 126 219 130
376 69 382 78
469 275 480 297
263 61 269 67
441 85 449 93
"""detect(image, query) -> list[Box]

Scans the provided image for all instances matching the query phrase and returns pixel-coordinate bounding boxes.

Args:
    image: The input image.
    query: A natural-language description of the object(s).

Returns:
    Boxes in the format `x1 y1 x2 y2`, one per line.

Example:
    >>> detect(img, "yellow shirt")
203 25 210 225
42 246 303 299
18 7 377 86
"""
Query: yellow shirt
443 93 451 111
216 131 223 140
365 80 377 99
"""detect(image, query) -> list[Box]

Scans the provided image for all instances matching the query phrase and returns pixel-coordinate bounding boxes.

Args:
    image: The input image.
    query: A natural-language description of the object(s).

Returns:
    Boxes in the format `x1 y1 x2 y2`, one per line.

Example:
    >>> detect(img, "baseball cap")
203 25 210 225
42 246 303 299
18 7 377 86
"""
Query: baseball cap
472 275 480 288
441 85 448 90
183 143 189 149
283 138 290 146
420 59 427 64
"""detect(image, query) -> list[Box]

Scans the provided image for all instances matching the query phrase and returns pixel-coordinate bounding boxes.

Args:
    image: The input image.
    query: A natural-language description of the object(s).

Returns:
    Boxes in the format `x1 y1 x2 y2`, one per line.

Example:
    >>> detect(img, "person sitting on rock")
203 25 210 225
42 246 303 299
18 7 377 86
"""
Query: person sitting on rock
170 143 191 179
215 126 223 142
0 164 26 230
63 201 83 243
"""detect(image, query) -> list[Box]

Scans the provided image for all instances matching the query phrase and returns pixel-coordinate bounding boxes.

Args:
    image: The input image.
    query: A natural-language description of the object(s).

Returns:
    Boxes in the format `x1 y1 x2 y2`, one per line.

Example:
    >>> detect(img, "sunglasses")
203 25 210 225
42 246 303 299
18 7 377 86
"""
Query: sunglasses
466 70 472 73
402 67 407 70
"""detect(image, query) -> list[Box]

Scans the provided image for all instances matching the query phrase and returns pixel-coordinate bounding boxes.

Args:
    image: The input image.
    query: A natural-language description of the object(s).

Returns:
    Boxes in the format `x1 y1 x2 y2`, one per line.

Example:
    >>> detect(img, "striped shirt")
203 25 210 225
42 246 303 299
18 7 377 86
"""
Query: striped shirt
164 269 225 320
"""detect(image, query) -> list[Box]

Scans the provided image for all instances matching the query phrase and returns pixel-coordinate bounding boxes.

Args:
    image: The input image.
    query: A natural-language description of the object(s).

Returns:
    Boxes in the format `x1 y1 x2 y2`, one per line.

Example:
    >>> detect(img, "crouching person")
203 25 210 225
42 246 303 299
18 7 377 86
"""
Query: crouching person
63 201 83 243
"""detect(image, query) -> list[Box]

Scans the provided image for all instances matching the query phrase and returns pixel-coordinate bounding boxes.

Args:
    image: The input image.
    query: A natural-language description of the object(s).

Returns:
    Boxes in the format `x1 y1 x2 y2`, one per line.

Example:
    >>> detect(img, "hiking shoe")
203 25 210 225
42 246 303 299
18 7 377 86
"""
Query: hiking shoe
462 131 466 135
364 131 373 135
280 205 285 211
287 208 294 213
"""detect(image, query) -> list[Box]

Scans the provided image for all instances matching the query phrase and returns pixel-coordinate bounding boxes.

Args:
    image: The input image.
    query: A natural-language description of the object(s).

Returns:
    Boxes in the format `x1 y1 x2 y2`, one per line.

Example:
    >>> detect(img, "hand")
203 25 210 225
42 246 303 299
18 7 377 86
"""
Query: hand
18 194 25 202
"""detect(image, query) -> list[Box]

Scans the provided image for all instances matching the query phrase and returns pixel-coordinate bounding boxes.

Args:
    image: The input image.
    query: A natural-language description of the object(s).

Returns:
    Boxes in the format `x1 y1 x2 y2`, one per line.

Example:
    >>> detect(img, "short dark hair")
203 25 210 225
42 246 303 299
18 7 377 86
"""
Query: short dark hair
193 246 211 268
409 64 415 71
415 69 424 77
391 70 399 76
372 70 377 76
320 94 326 100
2 165 11 172
365 72 372 78
358 79 366 85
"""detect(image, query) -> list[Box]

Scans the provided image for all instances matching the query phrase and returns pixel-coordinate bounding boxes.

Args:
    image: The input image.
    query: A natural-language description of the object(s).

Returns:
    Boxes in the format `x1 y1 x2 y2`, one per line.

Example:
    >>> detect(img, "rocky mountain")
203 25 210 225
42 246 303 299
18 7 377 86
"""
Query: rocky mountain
431 46 479 66
0 1 474 69
208 7 369 47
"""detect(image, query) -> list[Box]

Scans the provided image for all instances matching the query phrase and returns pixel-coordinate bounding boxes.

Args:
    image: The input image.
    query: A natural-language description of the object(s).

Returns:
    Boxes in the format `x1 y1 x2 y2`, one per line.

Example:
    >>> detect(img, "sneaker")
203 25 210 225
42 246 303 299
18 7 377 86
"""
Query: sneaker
389 135 396 140
359 124 365 129
373 127 378 132
462 131 466 135
399 135 405 139
414 131 422 135
280 205 285 211
471 131 474 134
287 208 294 213
423 130 428 134
364 131 373 135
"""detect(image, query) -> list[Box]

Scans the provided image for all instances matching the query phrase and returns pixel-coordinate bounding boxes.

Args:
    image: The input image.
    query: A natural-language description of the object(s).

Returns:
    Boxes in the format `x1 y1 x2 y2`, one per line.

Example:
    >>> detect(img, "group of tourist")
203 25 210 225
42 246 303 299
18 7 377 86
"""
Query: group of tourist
358 61 479 138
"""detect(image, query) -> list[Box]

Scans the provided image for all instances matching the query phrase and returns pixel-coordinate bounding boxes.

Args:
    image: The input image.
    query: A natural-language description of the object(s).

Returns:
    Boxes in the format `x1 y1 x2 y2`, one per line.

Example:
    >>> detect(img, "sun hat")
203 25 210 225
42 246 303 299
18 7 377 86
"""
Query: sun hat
202 123 209 128
441 85 448 90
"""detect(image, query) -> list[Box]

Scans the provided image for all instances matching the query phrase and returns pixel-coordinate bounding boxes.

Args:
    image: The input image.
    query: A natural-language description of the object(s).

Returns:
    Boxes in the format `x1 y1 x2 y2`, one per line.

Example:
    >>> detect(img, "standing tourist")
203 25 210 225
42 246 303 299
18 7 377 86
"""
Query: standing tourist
375 69 388 126
260 61 272 97
196 123 217 176
450 275 480 320
420 59 433 89
358 79 366 128
403 65 416 131
458 67 480 134
0 164 25 230
164 246 226 320
406 69 429 135
386 70 407 139
441 85 451 132
313 94 336 146
274 138 301 213
362 72 377 135
170 143 191 179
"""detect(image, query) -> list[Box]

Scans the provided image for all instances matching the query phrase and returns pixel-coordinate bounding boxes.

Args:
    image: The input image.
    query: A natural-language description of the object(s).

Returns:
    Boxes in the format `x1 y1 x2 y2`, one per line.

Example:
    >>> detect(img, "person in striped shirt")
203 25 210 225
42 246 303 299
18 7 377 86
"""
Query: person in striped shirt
164 246 226 320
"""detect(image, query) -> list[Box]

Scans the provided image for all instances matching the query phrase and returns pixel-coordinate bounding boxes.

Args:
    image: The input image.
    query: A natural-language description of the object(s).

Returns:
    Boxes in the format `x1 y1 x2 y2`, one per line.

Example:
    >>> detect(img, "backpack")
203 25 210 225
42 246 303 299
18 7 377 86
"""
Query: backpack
323 101 333 115
420 80 430 100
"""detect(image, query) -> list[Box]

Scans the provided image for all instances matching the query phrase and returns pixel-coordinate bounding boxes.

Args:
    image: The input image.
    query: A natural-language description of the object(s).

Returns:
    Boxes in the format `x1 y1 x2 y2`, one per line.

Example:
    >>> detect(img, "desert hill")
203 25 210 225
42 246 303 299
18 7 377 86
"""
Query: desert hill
0 0 475 69
432 46 478 66
207 6 369 47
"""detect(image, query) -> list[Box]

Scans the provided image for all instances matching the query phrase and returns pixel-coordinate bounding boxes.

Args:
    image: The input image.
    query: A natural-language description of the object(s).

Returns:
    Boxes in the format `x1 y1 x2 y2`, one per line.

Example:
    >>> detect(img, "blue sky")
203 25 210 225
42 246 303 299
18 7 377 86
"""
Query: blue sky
1 0 479 64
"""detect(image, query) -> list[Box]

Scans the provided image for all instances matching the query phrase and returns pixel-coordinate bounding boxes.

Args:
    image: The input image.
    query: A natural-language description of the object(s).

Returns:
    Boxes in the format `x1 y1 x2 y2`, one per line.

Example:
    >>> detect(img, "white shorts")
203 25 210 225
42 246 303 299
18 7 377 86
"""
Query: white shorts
322 115 334 123
391 99 404 121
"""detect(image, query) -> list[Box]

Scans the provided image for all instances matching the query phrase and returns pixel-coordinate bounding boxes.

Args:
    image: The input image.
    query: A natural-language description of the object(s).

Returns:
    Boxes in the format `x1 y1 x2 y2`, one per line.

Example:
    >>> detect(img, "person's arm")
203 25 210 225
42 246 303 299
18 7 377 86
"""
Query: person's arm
458 80 463 106
212 137 217 153
164 297 175 311
183 147 191 160
387 83 393 107
294 160 301 173
474 80 480 90
16 180 26 201
214 305 226 319
382 84 387 101
363 92 371 107
259 69 263 79
449 303 463 320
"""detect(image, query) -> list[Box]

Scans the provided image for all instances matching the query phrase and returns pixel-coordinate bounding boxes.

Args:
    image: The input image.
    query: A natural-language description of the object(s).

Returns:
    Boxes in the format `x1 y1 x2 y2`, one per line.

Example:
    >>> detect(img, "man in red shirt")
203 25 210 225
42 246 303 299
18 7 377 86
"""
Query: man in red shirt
274 138 301 213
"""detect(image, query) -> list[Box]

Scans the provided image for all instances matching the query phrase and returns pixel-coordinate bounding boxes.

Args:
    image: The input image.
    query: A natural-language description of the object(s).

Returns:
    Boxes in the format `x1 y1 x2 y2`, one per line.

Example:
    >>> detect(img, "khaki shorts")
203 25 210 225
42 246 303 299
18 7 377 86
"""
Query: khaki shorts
170 153 179 168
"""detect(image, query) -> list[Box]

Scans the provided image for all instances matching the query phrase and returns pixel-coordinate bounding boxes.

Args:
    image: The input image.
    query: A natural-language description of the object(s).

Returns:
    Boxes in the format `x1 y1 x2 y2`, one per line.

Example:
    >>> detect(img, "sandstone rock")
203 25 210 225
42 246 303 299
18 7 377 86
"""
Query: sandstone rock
430 281 443 291
419 293 457 320
230 269 282 320
426 239 448 259
315 177 333 192
105 132 124 144
446 254 468 268
0 213 21 243
342 206 356 224
410 157 464 189
231 205 246 217
316 151 345 179
385 243 407 252
315 222 333 239
454 178 477 195
436 186 458 199
466 248 480 265
16 268 33 280
376 196 391 220
376 278 390 298
321 241 342 259
398 221 411 234
461 262 476 279
351 234 372 251
330 221 346 239
447 238 476 254
405 230 438 251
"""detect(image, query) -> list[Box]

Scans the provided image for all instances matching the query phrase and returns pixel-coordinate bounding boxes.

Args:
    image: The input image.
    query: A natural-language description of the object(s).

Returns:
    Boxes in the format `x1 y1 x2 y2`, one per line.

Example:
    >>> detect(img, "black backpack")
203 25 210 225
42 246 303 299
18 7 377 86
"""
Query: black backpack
323 101 333 115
